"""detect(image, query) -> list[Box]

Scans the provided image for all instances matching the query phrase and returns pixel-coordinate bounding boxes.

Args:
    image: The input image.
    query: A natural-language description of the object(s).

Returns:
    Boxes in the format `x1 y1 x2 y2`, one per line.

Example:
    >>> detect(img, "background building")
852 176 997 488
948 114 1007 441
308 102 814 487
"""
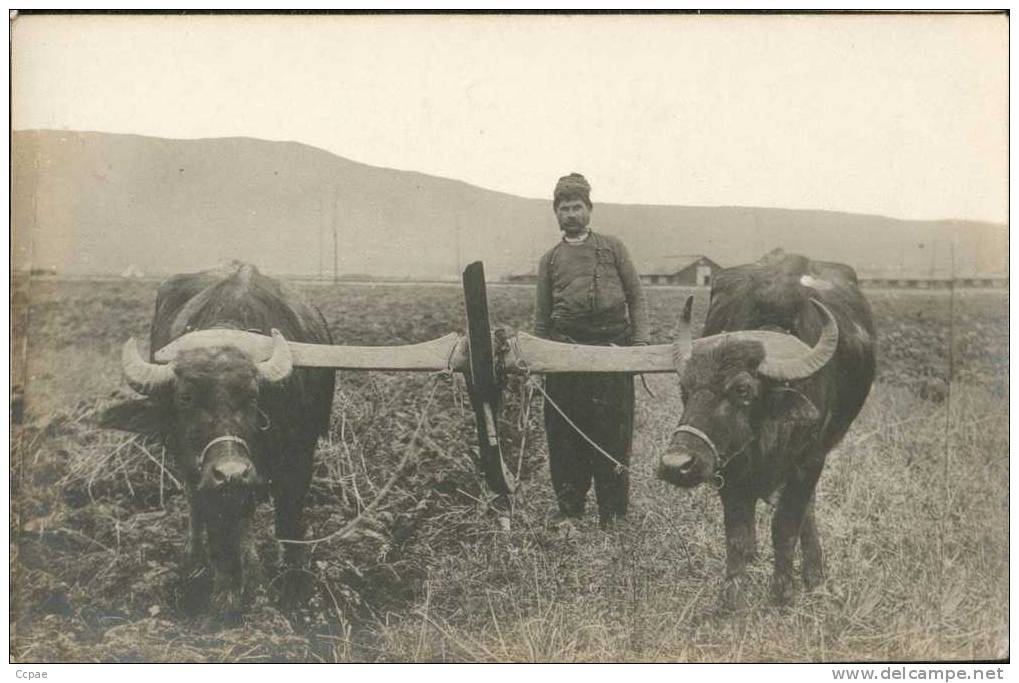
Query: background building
640 255 722 286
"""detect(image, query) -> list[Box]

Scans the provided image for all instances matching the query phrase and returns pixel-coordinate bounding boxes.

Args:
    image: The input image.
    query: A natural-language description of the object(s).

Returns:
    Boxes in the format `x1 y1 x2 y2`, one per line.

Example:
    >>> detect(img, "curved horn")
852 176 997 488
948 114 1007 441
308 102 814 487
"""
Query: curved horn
749 299 838 381
672 295 694 374
255 329 293 383
121 337 174 395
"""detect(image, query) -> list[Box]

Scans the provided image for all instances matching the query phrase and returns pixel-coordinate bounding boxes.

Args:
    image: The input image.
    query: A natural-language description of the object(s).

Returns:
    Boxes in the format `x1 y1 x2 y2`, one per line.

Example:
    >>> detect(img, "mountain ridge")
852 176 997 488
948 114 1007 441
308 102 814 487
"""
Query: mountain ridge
13 129 1007 279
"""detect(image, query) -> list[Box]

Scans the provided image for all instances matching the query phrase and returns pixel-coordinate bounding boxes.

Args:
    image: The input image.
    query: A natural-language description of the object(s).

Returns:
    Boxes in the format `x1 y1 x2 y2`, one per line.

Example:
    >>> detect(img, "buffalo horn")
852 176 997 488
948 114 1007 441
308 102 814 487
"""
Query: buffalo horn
255 329 293 383
672 295 694 374
121 337 174 395
727 298 839 381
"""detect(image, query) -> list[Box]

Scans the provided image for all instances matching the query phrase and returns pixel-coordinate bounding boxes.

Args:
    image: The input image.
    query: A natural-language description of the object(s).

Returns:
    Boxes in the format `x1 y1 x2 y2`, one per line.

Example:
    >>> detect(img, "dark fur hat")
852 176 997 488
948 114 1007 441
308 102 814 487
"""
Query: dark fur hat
553 173 592 209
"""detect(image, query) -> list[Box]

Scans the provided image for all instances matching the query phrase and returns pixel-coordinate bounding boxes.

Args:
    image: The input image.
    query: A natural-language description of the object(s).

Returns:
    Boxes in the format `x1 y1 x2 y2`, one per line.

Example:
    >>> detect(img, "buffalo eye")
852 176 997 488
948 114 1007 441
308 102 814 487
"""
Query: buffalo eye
731 384 753 404
177 392 193 406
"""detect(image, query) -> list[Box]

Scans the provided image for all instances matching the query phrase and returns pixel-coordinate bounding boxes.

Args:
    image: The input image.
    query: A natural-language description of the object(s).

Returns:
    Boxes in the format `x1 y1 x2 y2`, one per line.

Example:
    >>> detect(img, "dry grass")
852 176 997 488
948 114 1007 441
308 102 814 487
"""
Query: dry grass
10 278 1008 662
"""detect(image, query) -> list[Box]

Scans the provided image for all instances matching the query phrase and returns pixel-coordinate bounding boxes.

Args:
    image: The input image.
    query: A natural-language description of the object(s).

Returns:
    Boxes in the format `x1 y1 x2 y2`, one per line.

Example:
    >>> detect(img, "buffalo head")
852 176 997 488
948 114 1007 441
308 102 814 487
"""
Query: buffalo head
658 300 837 489
100 330 293 614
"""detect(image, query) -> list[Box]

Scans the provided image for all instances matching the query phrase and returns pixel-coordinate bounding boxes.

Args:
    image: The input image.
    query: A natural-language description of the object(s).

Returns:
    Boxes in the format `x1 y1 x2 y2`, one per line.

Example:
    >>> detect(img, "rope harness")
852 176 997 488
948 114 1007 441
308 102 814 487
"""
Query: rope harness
671 424 719 462
511 331 698 476
511 331 767 487
669 423 755 490
526 374 629 474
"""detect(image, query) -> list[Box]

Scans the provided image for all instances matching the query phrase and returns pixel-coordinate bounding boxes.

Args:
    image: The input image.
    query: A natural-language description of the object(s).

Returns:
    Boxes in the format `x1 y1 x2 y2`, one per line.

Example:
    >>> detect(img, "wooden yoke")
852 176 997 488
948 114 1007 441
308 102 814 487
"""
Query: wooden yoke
152 274 711 529
157 328 467 370
502 289 711 375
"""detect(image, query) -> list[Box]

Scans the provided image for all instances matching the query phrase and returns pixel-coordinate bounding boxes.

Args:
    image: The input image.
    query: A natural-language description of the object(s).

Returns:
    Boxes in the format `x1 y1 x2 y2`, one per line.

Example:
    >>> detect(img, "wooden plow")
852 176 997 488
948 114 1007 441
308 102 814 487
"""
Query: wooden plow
155 261 711 519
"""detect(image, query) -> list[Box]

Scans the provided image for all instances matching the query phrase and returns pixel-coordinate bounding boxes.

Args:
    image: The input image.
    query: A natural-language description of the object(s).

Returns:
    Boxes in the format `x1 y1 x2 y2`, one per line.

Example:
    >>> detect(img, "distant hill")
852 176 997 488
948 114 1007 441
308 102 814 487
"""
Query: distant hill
12 130 1007 280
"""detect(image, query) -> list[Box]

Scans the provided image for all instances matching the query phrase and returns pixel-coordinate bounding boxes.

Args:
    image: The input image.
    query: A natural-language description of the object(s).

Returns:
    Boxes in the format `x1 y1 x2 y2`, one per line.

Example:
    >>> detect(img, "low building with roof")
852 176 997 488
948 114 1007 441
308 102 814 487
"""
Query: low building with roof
857 267 1008 289
640 255 722 287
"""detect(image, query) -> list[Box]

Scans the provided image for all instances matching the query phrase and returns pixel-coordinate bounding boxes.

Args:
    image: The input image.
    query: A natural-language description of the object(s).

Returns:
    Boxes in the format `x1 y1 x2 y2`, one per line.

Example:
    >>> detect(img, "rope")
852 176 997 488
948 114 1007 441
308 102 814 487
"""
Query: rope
526 374 628 474
514 379 534 481
276 372 442 546
638 373 656 398
444 336 463 375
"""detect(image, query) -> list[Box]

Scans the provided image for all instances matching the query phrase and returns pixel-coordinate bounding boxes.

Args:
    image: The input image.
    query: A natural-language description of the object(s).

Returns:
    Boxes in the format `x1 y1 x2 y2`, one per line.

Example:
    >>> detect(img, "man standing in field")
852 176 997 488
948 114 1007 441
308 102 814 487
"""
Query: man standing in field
534 173 650 528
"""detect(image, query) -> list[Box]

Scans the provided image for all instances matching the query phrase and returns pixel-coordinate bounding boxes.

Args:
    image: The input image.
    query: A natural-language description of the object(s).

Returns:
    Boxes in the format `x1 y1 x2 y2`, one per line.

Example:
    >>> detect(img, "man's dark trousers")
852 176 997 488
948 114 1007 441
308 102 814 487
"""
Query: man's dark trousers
544 371 634 526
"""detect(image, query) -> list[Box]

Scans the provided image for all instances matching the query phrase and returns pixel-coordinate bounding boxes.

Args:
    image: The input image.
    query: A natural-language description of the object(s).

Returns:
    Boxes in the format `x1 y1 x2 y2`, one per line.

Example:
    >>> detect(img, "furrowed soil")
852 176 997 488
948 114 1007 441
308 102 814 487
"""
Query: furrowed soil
10 279 1008 662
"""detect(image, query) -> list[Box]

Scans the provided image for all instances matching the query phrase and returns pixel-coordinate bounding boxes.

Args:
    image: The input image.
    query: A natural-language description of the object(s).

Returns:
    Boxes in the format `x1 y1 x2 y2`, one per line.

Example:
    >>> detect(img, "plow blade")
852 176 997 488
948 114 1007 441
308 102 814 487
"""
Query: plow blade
462 261 516 497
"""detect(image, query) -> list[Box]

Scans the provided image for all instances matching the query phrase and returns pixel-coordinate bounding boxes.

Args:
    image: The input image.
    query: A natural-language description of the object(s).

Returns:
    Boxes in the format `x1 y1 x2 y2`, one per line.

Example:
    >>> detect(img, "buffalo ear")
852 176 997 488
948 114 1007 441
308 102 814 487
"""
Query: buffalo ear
757 388 821 455
765 387 821 424
97 398 168 438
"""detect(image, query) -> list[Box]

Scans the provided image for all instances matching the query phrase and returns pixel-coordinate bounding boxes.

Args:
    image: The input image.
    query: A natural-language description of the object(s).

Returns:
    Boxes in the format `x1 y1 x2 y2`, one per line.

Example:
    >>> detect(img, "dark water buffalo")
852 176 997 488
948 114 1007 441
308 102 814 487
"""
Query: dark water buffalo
658 252 876 606
100 263 335 614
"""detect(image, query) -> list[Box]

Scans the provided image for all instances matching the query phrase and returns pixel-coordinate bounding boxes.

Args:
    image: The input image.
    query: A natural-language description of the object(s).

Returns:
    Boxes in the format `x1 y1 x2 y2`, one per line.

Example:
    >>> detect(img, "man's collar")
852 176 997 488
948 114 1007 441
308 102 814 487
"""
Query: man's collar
562 229 592 244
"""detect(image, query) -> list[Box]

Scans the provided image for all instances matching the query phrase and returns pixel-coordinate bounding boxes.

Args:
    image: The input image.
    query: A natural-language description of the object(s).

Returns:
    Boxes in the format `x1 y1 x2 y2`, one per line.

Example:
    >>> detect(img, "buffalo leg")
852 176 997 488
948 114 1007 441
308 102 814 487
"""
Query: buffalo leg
771 461 824 605
799 496 824 590
174 487 213 615
272 448 314 607
184 487 206 569
204 503 255 618
719 490 756 609
207 544 243 615
239 518 261 605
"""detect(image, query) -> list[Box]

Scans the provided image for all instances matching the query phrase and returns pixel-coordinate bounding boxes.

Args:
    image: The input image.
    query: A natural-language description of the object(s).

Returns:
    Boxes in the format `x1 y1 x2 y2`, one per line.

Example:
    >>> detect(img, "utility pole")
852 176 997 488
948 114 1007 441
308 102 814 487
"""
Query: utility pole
455 214 463 278
937 236 957 650
332 192 339 284
317 195 324 280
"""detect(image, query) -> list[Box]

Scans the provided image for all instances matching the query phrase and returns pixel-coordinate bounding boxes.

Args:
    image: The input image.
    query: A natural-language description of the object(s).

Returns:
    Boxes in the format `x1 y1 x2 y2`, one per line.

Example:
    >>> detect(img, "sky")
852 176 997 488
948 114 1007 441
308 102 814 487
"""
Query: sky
11 13 1008 223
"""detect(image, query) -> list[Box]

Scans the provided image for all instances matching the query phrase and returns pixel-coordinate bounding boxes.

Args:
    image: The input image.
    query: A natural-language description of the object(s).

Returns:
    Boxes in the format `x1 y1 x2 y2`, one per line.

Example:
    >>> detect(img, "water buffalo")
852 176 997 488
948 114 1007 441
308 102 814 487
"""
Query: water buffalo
657 252 876 606
100 263 335 615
